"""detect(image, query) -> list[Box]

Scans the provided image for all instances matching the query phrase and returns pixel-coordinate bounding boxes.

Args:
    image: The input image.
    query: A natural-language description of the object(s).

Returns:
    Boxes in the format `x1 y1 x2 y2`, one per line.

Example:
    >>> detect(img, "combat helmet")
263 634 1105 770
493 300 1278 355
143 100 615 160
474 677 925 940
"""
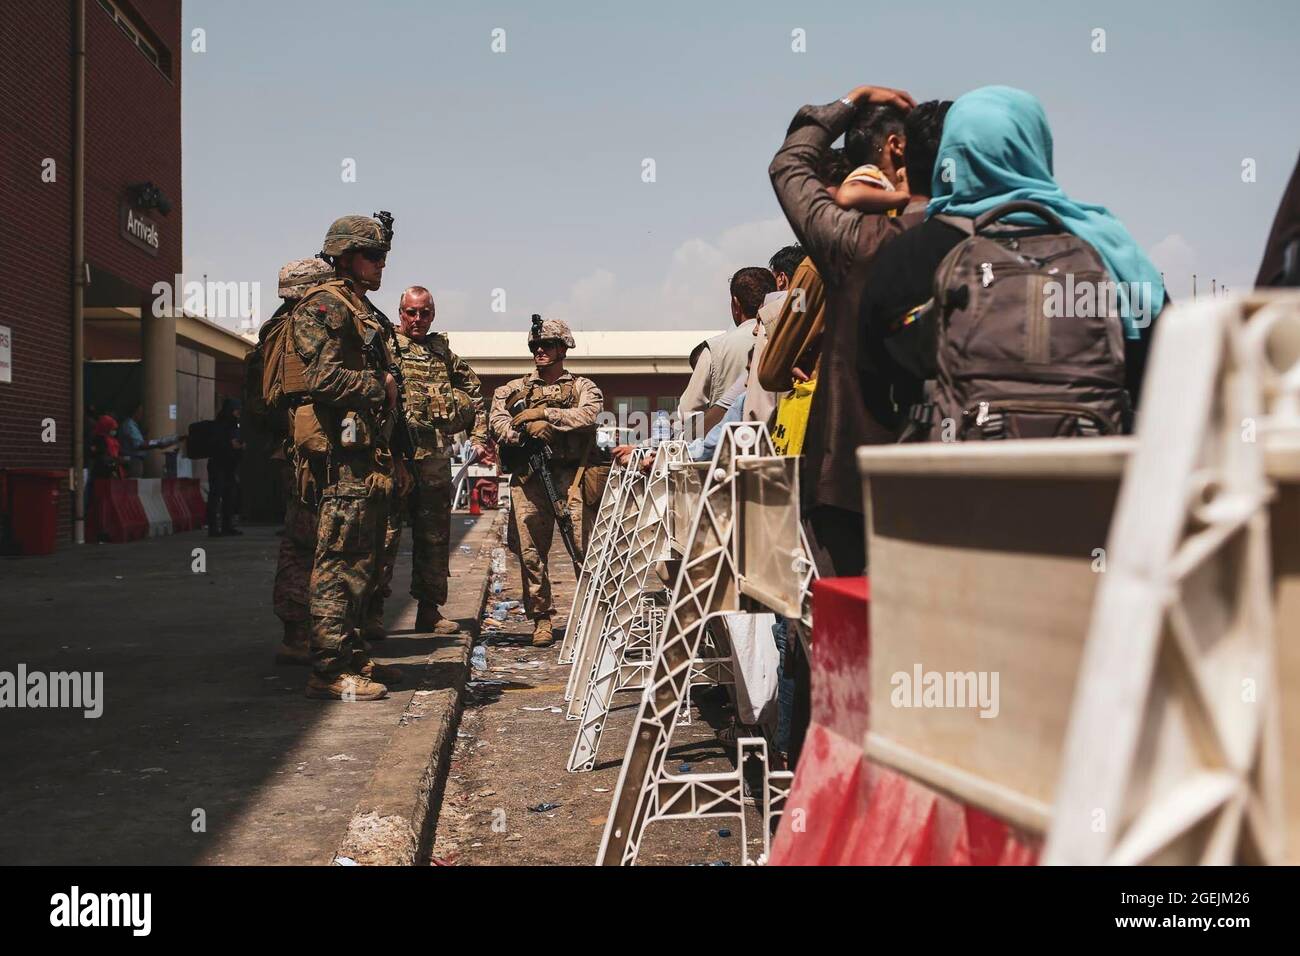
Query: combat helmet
278 257 334 300
320 215 390 259
527 313 575 349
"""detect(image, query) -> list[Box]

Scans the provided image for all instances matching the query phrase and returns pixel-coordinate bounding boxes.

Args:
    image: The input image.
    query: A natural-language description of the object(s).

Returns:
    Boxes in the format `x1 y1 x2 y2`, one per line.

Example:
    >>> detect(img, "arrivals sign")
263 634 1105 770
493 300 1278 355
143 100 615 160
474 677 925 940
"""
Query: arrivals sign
120 202 161 256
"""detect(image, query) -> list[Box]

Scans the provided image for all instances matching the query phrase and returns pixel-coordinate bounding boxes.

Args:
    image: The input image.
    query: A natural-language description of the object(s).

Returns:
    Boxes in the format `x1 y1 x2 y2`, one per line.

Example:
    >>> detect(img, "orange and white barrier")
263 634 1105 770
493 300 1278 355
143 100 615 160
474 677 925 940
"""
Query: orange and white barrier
89 478 206 542
769 578 1038 866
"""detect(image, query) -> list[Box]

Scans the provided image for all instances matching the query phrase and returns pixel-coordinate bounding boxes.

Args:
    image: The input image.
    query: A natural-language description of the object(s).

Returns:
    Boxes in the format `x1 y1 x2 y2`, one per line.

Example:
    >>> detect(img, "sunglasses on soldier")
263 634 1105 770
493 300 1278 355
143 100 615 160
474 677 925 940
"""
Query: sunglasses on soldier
533 339 564 353
358 248 387 264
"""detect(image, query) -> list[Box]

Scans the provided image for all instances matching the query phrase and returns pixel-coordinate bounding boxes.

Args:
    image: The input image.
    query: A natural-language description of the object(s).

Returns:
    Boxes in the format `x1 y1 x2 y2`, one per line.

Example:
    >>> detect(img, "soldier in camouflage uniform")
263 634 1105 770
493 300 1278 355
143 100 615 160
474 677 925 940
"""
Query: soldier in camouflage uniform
365 286 488 639
290 215 410 700
266 257 336 665
489 318 603 647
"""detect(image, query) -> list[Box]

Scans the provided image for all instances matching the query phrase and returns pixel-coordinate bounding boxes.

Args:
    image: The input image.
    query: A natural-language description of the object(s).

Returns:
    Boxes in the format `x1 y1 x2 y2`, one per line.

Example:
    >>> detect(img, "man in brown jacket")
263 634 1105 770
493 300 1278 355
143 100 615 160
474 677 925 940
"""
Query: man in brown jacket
768 83 918 577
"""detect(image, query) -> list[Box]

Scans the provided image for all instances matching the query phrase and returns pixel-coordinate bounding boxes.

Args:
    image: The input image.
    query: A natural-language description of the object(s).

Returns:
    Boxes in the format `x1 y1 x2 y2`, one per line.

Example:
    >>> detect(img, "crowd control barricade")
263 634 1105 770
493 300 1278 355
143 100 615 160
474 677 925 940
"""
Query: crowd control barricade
161 478 198 532
772 292 1300 866
88 477 206 542
559 459 628 666
568 442 690 772
1047 293 1298 865
596 422 815 865
89 478 148 542
564 451 651 712
768 576 1040 865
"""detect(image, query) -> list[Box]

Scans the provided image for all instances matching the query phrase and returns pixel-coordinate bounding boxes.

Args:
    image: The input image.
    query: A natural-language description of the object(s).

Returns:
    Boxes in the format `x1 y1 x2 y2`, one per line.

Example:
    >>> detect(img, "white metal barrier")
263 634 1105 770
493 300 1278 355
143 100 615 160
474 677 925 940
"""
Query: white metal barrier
854 292 1300 865
596 422 816 865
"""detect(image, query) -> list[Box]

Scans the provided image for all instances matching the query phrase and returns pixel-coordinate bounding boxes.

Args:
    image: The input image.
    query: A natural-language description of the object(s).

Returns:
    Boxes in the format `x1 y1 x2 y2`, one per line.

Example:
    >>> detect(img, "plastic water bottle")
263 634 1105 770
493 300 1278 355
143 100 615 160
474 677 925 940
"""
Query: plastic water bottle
651 410 671 446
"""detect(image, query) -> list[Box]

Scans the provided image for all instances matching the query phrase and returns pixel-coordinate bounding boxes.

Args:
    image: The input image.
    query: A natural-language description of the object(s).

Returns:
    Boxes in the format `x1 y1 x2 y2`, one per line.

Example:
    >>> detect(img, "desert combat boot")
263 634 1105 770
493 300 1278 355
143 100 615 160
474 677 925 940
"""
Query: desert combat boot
275 620 312 666
359 658 403 685
531 615 555 648
415 602 461 634
305 670 389 701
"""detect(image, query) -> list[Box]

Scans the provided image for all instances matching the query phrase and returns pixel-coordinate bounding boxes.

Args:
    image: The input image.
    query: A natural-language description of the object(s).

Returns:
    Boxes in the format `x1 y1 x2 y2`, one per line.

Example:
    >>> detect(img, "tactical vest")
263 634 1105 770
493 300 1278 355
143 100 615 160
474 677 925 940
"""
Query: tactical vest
504 376 596 468
291 279 388 458
397 332 475 457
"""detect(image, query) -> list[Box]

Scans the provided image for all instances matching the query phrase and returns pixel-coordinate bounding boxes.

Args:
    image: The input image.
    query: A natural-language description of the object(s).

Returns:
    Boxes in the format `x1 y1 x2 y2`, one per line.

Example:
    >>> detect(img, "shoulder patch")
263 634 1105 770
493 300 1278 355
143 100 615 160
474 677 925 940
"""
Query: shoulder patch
297 290 352 332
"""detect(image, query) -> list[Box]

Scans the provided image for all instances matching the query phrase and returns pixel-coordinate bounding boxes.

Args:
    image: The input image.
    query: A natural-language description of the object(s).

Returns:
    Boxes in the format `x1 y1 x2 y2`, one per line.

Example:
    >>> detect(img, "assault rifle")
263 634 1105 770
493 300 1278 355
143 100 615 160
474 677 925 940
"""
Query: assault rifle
362 208 416 465
364 326 416 464
510 398 582 574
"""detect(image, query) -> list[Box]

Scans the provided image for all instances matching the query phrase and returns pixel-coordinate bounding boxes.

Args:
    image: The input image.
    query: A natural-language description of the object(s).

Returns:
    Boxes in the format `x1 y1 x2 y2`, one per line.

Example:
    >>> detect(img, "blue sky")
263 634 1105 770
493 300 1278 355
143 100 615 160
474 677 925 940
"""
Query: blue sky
182 0 1300 334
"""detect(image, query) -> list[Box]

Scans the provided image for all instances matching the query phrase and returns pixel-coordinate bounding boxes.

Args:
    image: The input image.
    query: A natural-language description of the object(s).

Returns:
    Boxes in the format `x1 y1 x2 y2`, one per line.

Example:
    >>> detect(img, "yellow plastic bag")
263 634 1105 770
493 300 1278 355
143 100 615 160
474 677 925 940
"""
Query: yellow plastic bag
771 379 816 455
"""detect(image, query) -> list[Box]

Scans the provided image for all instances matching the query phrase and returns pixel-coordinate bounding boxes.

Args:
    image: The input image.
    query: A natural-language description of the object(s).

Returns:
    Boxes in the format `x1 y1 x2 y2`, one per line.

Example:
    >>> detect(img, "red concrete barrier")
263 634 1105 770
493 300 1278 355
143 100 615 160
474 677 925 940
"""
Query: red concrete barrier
161 478 199 532
475 477 500 509
87 478 207 542
769 576 1040 866
89 479 148 543
178 478 207 531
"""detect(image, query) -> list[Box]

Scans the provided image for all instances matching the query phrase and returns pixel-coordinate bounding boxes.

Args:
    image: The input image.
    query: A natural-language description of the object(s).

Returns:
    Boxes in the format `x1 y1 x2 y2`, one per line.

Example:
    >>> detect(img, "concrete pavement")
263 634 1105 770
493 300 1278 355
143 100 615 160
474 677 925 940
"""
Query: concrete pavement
0 511 498 865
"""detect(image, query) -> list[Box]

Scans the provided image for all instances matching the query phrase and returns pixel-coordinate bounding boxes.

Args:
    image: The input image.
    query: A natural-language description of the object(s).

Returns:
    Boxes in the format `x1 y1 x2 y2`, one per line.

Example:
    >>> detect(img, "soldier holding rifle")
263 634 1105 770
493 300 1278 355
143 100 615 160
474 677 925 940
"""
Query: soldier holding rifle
489 316 603 647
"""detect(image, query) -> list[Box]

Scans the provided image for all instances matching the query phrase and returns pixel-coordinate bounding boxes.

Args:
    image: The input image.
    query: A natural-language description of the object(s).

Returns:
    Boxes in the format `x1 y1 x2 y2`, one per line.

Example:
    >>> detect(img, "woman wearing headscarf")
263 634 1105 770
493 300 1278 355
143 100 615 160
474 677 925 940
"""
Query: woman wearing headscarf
862 85 1168 422
90 415 123 479
85 415 123 539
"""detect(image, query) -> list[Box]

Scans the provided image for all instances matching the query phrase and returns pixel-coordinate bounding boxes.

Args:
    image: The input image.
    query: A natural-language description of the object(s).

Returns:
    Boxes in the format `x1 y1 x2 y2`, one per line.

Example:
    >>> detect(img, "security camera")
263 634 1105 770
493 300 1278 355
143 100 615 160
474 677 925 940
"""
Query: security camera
128 181 173 216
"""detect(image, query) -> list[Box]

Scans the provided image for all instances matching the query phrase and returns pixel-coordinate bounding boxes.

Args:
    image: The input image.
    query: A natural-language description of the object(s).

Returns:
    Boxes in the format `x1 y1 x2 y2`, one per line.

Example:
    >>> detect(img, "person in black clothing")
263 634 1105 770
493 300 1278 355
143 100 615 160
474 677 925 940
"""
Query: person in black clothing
1257 152 1300 287
768 84 923 579
207 399 244 537
860 94 1165 425
852 101 958 441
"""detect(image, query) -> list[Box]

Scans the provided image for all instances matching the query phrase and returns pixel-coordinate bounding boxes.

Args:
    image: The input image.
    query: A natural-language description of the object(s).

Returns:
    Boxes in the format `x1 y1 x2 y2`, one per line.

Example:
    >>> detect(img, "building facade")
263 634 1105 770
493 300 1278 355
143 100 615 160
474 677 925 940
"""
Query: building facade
1 0 185 541
445 329 727 435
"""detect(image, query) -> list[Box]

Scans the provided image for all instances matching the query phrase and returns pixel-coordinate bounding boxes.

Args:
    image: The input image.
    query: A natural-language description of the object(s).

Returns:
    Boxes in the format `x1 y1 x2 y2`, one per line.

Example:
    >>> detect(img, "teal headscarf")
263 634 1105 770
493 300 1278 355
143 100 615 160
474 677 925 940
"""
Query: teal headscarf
927 86 1164 339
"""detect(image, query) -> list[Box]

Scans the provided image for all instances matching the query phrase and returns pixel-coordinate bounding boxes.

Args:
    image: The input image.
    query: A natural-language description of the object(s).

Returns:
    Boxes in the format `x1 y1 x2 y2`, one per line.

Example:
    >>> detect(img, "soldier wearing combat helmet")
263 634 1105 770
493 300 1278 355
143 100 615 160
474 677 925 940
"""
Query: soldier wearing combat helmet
366 285 488 639
288 214 411 700
279 256 335 300
488 316 604 647
262 256 334 666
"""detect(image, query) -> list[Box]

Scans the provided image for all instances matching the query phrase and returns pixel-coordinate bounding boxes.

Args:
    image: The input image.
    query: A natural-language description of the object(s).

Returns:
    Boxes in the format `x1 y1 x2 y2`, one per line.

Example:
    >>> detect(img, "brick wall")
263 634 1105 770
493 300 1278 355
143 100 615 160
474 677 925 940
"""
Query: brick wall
84 0 182 300
0 0 181 541
0 4 74 491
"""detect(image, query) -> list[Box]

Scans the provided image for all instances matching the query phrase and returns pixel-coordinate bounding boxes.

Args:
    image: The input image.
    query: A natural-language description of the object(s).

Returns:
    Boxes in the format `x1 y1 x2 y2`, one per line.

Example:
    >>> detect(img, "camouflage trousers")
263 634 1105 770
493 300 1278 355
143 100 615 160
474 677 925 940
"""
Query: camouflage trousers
374 454 452 614
507 466 596 618
272 489 319 624
307 455 390 676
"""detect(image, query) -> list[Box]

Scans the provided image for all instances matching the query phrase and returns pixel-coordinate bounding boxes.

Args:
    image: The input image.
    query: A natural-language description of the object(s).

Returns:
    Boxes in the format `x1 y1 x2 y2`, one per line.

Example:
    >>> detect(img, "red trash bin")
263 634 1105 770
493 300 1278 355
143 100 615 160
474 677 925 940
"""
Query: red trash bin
4 468 65 556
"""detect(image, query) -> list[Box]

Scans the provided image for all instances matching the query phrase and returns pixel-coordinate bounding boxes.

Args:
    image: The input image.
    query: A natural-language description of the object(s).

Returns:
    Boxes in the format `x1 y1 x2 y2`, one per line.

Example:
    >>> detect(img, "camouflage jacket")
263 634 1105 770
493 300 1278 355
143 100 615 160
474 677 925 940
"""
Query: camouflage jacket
489 371 603 466
395 330 488 458
290 278 390 451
